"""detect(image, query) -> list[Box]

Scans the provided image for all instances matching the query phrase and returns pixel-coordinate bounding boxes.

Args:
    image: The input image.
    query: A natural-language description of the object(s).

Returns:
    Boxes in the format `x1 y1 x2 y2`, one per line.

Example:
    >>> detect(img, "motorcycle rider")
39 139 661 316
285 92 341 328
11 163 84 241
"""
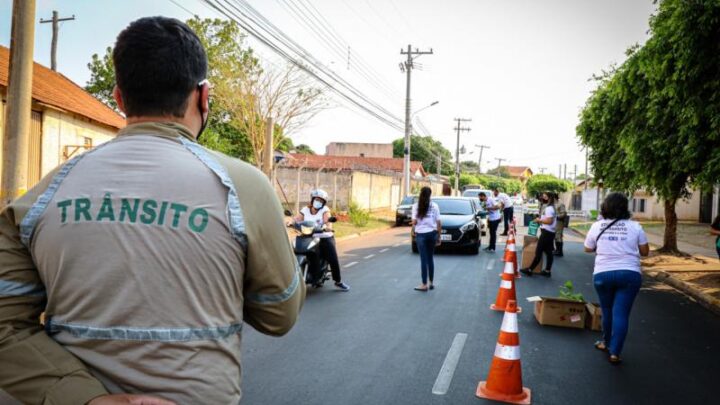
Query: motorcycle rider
294 189 350 291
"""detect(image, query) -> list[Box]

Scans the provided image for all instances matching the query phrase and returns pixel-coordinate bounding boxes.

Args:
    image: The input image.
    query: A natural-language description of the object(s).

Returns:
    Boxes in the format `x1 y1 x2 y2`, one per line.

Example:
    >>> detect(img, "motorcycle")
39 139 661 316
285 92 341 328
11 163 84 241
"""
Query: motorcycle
285 210 337 288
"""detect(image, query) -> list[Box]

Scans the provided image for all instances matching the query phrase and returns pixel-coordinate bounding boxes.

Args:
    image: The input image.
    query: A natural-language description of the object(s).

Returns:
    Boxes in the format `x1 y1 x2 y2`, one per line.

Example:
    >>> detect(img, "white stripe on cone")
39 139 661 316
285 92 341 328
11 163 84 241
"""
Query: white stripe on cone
500 280 513 289
503 262 514 275
500 312 519 333
507 244 516 252
494 343 521 361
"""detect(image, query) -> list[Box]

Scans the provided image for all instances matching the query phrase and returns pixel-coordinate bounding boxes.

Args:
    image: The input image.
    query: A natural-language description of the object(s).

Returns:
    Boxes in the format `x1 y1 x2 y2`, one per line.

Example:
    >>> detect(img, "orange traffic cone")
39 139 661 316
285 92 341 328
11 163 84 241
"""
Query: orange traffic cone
477 300 531 405
499 260 516 277
503 238 520 278
490 271 522 313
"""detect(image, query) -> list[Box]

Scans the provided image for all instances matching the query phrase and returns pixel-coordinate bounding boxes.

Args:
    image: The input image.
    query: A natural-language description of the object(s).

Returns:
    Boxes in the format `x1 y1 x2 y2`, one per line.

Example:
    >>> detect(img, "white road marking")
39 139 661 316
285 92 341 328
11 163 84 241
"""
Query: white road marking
379 248 389 253
486 259 496 270
364 254 375 260
393 243 402 247
345 261 358 268
432 333 468 395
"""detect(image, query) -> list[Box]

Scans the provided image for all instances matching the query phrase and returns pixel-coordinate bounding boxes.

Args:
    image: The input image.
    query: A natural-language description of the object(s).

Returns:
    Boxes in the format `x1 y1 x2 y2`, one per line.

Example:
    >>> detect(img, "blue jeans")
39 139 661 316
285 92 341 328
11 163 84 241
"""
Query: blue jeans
593 270 642 356
416 231 437 285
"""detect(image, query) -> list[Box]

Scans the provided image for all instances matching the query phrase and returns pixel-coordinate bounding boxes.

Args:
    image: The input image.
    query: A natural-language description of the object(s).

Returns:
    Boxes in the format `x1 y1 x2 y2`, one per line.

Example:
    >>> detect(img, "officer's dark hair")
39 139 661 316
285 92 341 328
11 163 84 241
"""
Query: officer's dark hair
601 192 631 220
113 17 208 118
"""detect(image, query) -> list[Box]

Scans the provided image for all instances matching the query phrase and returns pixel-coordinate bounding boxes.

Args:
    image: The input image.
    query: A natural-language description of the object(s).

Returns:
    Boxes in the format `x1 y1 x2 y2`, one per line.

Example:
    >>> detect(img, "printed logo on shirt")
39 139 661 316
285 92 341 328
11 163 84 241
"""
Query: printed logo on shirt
55 193 210 233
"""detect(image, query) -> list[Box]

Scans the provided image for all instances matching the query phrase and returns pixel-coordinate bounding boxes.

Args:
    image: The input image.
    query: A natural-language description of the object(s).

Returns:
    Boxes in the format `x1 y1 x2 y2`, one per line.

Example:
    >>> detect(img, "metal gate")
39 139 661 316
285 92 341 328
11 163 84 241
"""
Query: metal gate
699 190 713 224
27 110 42 187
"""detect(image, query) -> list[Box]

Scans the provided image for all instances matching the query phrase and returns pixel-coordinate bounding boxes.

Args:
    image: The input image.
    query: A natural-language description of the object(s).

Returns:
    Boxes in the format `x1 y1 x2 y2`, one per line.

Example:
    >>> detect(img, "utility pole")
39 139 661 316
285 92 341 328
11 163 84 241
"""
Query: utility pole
539 167 547 174
436 154 442 176
2 0 37 207
400 44 433 197
573 164 577 181
39 10 75 71
563 163 567 180
584 148 589 190
262 117 273 180
558 164 562 178
475 144 490 174
453 118 471 195
494 158 506 170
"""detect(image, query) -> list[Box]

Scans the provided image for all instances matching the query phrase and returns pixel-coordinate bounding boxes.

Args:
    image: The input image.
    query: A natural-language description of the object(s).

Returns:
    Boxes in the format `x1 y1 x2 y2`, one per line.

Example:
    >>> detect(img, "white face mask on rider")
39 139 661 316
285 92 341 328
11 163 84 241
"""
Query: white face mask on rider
313 200 325 210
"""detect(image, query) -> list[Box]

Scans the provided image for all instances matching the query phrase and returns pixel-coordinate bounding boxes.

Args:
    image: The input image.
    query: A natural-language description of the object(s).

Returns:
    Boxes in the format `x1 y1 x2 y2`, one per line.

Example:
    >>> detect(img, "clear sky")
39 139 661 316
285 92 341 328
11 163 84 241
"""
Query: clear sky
0 0 657 176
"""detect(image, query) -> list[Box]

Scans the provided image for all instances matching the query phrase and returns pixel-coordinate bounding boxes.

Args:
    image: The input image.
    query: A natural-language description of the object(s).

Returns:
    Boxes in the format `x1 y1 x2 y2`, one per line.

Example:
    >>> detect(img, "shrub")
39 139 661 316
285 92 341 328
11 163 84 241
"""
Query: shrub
559 281 585 302
348 200 370 227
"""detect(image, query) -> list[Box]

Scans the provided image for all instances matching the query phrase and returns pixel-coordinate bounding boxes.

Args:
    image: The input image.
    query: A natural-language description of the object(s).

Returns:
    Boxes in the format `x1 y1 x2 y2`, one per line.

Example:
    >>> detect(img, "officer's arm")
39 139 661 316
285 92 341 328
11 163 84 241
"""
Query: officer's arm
0 194 107 404
230 164 305 337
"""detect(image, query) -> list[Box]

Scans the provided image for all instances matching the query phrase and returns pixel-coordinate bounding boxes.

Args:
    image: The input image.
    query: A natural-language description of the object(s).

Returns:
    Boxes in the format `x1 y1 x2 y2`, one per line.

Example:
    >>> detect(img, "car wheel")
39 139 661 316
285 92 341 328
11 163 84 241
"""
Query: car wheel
411 242 418 253
468 241 480 255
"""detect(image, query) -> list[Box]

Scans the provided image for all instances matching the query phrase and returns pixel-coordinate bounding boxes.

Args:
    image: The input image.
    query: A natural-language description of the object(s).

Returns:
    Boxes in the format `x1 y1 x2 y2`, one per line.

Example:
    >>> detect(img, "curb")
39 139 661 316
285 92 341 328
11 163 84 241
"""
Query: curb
647 271 720 317
335 225 398 243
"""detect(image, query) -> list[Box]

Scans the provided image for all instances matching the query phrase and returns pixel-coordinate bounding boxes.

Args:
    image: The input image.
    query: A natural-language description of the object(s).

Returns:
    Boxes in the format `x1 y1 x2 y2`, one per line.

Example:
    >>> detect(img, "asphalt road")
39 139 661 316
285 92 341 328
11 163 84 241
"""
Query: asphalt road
240 227 720 405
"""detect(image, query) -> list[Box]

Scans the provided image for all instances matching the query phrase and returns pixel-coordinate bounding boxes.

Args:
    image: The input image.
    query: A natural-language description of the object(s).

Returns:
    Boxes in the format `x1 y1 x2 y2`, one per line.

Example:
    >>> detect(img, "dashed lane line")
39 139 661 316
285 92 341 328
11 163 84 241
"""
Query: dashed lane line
364 254 375 260
432 333 468 395
345 261 358 268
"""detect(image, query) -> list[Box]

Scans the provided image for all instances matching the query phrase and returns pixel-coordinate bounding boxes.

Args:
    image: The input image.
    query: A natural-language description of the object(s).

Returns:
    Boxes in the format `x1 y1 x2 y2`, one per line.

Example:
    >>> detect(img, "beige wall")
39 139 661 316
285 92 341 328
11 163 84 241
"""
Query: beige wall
41 109 116 178
325 142 393 158
632 191 701 222
351 171 395 211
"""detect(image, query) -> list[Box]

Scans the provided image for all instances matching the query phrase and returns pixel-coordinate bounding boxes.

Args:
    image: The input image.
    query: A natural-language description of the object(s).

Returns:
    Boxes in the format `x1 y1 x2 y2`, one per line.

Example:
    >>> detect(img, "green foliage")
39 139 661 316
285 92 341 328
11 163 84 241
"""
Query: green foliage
576 0 720 251
526 174 572 196
460 160 479 173
448 173 523 195
294 144 315 155
486 166 511 178
559 281 585 302
503 179 523 195
85 47 117 110
348 200 370 227
393 135 453 175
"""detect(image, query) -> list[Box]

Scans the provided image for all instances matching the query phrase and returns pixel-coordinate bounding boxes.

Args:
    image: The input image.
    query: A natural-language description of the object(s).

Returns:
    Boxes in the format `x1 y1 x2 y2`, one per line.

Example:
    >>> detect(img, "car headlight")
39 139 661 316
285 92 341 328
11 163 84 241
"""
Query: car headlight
460 221 477 232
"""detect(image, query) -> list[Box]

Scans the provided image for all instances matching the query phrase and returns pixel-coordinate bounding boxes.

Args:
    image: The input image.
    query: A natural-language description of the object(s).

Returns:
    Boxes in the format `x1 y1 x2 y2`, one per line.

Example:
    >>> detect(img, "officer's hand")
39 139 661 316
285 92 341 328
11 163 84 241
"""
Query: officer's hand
88 394 177 405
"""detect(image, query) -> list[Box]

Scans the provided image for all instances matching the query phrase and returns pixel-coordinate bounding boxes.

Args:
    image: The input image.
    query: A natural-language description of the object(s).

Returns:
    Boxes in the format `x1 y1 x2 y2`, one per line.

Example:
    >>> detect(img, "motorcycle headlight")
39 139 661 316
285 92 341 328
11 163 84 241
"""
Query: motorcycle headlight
301 224 315 235
460 221 477 232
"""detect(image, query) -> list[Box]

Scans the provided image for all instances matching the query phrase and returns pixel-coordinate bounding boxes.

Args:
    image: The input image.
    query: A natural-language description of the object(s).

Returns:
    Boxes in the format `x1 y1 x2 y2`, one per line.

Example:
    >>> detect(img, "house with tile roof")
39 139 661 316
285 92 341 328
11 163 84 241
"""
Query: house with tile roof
501 166 534 183
0 45 125 188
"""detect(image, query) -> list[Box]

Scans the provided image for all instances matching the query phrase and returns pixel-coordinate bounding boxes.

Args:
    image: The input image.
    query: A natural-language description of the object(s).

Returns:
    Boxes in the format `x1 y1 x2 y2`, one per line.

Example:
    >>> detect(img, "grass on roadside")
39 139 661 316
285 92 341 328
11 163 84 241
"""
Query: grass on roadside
333 217 395 239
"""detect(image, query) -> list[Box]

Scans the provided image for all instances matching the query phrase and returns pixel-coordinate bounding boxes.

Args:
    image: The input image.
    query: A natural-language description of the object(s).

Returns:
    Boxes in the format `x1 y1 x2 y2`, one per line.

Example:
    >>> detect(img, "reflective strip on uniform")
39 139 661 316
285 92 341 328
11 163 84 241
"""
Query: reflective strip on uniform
500 313 519 333
178 137 248 249
494 343 521 361
245 266 301 304
500 280 513 289
46 319 243 342
0 279 46 297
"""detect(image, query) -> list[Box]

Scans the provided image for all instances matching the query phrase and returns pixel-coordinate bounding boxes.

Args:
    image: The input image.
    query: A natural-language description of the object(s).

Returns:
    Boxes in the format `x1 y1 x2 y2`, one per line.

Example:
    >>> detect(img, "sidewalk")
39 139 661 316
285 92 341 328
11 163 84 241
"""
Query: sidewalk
643 231 719 259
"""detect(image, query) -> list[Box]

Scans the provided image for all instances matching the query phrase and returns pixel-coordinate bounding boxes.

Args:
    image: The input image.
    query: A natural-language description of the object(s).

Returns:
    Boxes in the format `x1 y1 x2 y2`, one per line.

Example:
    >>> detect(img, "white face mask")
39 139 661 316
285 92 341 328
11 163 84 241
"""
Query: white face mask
313 200 324 210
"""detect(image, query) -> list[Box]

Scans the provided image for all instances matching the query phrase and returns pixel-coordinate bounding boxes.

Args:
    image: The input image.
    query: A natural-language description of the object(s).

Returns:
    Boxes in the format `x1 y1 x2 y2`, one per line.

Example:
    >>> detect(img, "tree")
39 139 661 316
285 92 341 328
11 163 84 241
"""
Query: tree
577 0 720 253
526 174 572 196
486 166 510 178
85 47 117 111
460 160 479 173
392 135 453 175
293 144 315 155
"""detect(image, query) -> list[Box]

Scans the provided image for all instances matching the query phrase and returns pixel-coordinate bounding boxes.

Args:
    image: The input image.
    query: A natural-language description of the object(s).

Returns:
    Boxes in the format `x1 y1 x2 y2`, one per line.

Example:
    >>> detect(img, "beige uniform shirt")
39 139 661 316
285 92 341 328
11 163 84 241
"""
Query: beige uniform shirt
0 122 304 404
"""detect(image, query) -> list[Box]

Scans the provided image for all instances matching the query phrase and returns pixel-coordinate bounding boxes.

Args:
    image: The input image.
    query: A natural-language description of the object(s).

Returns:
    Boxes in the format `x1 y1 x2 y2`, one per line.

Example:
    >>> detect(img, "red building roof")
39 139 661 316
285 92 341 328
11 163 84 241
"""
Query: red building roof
502 165 533 178
0 45 125 129
283 154 427 176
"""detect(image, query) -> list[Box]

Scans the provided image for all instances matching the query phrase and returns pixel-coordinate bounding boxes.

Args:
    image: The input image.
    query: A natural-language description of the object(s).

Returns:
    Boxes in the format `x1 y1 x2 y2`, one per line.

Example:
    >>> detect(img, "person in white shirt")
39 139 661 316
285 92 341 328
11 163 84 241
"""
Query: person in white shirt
479 192 501 252
295 189 350 291
493 188 513 236
520 192 557 277
584 192 649 364
412 187 442 291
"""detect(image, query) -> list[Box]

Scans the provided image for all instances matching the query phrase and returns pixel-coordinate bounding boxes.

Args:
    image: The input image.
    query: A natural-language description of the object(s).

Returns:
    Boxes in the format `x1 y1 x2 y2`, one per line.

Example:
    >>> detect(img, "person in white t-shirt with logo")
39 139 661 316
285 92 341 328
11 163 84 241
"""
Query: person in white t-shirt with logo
584 192 649 364
295 189 350 291
520 192 557 277
493 188 513 236
479 192 502 252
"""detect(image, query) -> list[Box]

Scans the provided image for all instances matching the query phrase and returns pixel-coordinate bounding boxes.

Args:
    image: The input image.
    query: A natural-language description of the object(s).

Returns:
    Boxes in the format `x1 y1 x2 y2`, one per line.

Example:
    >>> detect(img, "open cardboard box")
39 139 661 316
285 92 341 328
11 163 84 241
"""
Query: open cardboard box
585 303 602 331
527 296 587 329
521 235 542 274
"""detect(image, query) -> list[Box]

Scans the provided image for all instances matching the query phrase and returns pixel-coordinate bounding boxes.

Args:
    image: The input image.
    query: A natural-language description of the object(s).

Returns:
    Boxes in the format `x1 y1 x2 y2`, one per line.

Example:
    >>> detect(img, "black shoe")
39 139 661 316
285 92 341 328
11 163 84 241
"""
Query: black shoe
484 247 495 252
500 232 508 236
520 268 533 277
540 269 552 277
553 251 564 257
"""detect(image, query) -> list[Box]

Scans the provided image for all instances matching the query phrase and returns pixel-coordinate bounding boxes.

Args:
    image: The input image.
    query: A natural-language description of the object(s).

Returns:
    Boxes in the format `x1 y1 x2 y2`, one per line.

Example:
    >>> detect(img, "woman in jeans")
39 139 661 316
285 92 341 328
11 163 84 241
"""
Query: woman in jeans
584 192 649 364
412 187 441 292
520 192 556 277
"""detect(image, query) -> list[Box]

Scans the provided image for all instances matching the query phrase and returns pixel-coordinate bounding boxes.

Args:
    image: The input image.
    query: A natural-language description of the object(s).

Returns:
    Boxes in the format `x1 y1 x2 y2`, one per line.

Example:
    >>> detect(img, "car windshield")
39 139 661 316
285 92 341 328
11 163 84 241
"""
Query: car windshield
401 196 416 205
462 189 491 199
433 199 474 215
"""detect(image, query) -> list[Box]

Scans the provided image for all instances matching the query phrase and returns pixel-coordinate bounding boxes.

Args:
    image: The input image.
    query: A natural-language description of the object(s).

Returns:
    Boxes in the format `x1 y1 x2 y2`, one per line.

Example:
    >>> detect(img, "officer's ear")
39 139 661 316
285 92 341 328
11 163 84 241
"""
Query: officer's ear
113 86 127 115
198 81 210 116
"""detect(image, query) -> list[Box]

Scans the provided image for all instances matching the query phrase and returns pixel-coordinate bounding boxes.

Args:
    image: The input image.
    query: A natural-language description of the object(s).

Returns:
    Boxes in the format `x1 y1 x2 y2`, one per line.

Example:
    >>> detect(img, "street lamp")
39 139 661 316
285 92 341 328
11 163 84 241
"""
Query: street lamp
403 100 439 197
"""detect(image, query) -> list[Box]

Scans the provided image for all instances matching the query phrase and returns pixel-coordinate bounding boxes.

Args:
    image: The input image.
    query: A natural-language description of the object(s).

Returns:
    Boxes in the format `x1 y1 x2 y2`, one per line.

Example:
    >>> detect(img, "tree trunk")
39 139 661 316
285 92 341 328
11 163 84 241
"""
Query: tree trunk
659 198 680 254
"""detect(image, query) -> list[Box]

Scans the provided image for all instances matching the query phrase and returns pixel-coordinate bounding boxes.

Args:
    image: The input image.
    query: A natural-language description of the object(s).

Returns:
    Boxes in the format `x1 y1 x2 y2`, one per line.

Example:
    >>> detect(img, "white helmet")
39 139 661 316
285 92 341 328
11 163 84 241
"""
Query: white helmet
310 189 329 202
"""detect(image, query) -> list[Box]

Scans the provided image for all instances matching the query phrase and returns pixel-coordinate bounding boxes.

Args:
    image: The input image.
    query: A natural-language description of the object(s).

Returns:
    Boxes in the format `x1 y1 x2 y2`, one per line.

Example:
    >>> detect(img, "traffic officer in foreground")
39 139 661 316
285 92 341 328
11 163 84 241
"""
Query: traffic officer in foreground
0 16 304 404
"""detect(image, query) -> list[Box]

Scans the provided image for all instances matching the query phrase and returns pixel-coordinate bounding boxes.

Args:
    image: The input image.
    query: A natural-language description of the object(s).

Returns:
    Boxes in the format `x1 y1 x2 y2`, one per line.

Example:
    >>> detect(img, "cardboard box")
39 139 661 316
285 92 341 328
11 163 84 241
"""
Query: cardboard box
528 296 586 329
521 235 542 274
585 303 603 331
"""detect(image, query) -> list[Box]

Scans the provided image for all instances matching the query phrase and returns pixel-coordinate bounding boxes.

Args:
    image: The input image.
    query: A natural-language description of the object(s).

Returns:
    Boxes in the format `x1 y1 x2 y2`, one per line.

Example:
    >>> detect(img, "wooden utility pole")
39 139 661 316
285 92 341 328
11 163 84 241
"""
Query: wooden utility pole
453 118 471 195
39 10 75 71
475 144 490 174
263 117 274 179
2 0 37 207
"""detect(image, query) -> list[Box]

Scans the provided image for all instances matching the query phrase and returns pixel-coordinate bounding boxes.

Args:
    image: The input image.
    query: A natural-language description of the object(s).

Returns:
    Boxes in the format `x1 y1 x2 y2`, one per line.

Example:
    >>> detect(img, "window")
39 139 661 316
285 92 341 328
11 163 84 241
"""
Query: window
631 198 646 213
83 137 93 148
